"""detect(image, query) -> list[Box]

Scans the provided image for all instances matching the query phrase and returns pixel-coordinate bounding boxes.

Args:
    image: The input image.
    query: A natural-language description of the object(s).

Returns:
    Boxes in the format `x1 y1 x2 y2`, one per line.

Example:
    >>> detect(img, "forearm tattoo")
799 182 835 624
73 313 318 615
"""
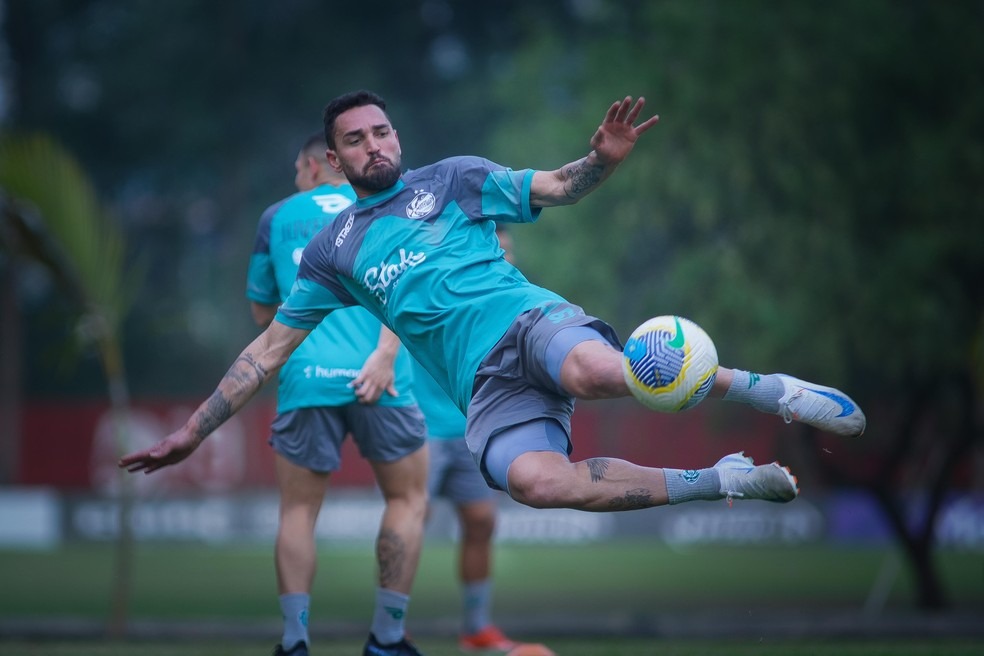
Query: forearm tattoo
195 391 232 439
193 353 268 441
376 528 406 589
231 353 269 385
586 458 611 483
563 159 605 199
607 488 654 511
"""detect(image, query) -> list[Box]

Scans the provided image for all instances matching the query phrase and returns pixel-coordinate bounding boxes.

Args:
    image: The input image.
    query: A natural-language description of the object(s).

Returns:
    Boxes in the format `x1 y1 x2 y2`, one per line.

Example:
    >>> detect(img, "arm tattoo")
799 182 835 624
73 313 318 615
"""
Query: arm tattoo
195 391 232 439
231 353 269 384
563 159 605 199
376 528 406 589
607 488 654 511
586 458 611 483
193 353 268 441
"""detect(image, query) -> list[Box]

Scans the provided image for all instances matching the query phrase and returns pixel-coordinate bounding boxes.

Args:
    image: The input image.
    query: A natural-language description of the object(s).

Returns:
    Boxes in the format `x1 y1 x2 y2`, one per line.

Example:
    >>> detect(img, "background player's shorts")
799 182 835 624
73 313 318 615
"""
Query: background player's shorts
465 301 621 489
269 404 426 473
427 438 497 504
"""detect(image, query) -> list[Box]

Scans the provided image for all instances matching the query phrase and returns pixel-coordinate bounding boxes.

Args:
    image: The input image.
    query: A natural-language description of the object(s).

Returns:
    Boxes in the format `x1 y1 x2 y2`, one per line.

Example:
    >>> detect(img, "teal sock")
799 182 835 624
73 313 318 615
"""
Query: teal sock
723 370 783 413
371 587 409 645
663 467 722 504
462 579 493 634
279 593 310 650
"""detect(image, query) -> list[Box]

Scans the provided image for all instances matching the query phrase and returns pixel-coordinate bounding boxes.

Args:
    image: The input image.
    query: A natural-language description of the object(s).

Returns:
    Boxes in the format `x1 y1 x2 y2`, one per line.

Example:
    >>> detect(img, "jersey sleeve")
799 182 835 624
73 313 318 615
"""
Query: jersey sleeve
445 156 542 225
245 203 282 305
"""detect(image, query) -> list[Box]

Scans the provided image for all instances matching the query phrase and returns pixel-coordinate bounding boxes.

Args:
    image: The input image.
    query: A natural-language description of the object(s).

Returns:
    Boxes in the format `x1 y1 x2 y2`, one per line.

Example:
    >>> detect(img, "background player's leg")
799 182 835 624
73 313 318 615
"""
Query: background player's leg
274 453 331 653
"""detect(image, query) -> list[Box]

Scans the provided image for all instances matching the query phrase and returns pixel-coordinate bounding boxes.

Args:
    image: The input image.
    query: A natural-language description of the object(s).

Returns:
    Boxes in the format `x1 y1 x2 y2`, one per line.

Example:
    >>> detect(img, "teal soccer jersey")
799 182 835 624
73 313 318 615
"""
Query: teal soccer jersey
276 156 566 412
247 182 416 412
411 358 465 439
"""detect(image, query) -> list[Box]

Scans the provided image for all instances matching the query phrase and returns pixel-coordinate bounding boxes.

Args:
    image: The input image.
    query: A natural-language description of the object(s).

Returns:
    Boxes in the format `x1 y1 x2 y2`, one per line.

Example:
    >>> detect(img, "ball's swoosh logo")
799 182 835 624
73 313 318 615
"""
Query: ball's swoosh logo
814 389 855 417
668 316 686 349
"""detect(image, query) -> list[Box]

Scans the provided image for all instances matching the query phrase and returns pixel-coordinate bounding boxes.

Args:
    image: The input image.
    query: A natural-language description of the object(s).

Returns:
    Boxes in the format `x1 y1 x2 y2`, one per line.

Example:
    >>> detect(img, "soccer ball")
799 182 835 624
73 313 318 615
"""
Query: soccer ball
622 315 719 412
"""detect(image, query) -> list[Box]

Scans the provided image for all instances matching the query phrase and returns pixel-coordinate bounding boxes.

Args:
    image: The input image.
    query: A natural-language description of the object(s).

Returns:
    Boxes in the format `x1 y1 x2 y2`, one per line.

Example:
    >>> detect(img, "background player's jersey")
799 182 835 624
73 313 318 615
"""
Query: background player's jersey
411 358 465 439
247 182 416 412
276 156 566 412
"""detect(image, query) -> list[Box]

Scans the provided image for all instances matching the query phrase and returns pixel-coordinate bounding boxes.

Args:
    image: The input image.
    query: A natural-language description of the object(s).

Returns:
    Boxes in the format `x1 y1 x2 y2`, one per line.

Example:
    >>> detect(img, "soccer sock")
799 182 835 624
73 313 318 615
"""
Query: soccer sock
279 592 310 649
371 587 410 645
722 370 783 413
462 579 493 634
663 467 722 504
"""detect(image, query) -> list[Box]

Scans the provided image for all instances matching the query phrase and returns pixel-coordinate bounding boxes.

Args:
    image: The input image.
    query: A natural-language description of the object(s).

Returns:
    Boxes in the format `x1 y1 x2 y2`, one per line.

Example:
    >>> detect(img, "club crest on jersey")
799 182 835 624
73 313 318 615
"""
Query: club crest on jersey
406 190 436 219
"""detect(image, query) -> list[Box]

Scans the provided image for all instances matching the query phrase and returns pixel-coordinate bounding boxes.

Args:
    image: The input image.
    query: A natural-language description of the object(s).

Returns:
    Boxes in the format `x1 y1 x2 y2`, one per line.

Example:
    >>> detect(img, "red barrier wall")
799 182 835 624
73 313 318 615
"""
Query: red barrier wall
18 397 787 493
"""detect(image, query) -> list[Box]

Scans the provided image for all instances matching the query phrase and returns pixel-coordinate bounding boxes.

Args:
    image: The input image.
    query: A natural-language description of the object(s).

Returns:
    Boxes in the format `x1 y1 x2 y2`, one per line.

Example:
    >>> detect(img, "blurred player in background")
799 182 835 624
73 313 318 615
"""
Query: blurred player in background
413 226 542 653
247 133 428 656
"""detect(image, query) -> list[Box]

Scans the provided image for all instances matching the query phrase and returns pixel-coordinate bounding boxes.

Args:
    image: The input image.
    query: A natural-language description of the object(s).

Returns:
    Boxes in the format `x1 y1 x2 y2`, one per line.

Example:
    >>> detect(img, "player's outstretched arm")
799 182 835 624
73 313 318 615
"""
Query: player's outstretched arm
530 95 659 208
118 321 310 474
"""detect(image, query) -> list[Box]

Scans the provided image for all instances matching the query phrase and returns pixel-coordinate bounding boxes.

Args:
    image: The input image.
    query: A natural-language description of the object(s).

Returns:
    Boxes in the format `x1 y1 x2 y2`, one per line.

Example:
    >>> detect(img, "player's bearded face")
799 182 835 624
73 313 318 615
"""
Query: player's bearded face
343 152 402 192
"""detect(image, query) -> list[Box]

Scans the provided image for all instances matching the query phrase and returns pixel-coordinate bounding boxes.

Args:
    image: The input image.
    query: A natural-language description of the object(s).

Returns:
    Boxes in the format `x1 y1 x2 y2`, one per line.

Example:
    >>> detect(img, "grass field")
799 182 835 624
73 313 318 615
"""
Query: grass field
2 638 984 656
1 540 981 655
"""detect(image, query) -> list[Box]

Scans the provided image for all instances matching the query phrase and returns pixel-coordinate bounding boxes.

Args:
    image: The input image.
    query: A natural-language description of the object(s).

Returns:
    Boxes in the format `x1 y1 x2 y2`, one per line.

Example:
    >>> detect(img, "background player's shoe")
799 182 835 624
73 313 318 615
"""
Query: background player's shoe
459 625 517 651
272 642 309 656
715 452 798 504
776 374 865 436
363 633 425 656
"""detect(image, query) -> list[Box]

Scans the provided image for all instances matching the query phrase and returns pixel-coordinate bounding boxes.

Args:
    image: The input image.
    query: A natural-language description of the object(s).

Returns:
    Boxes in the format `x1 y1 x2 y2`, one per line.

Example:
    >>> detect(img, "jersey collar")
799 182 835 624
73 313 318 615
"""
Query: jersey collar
356 178 405 208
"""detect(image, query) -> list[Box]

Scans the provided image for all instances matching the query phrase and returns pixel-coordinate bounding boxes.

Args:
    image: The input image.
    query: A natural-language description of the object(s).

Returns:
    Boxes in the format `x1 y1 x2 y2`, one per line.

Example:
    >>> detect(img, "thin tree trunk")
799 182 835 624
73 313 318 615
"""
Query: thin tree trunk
0 216 22 485
102 335 134 638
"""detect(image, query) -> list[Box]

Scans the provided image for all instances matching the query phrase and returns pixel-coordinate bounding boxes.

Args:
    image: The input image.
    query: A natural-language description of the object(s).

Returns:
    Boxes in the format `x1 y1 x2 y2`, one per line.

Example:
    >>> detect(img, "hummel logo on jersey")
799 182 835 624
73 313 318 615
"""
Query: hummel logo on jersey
335 212 355 247
406 190 436 218
312 193 352 214
364 248 426 305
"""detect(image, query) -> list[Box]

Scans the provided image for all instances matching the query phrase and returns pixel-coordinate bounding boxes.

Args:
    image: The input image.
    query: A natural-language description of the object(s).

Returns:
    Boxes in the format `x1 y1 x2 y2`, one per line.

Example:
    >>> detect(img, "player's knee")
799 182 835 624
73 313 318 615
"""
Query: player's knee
508 462 579 509
462 512 496 543
561 349 623 399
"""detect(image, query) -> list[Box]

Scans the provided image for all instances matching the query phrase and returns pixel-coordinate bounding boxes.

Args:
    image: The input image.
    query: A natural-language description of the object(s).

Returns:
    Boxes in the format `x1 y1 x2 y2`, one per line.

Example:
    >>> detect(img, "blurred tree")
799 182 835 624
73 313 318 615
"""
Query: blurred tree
481 0 983 609
0 133 140 633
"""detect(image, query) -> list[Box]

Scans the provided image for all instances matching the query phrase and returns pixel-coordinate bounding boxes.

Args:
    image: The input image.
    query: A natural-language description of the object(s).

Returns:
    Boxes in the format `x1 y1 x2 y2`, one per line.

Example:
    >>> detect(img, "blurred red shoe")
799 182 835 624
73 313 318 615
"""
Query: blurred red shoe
459 625 517 652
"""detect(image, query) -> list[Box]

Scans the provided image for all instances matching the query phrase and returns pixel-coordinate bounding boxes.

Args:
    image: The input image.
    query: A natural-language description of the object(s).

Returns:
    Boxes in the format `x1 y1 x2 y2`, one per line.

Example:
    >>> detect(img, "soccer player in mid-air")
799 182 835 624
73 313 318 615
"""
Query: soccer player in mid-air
247 133 428 656
122 90 865 654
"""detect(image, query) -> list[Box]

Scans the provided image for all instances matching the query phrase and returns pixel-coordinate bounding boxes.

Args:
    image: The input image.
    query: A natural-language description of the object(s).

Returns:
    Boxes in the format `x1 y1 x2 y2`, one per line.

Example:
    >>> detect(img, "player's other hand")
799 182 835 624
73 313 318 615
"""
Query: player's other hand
118 428 201 474
350 348 398 404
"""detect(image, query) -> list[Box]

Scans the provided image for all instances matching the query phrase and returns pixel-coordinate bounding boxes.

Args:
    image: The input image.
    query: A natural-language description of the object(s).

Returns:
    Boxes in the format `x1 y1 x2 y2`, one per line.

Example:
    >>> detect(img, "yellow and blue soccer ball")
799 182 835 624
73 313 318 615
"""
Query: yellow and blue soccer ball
622 315 719 412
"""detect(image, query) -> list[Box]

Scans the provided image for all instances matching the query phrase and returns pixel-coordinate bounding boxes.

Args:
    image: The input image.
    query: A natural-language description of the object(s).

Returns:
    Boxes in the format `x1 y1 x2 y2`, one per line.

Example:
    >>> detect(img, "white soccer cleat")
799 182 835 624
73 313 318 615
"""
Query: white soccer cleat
776 374 866 437
715 451 798 505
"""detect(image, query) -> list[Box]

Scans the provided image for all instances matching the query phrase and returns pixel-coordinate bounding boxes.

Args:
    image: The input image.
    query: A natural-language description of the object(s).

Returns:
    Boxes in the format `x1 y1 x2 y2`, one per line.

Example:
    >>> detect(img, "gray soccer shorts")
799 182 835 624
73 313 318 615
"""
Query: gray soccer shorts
464 301 621 490
269 403 427 473
427 437 497 504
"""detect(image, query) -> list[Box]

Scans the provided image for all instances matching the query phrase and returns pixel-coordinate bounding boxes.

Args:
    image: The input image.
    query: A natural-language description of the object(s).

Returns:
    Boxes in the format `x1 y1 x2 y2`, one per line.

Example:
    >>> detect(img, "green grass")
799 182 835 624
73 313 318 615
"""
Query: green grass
1 639 983 656
2 541 981 621
1 541 981 656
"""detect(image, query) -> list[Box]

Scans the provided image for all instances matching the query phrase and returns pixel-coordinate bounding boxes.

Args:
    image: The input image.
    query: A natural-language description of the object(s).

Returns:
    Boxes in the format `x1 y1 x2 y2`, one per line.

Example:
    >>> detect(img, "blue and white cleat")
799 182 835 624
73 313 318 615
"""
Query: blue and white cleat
715 452 798 505
776 374 866 437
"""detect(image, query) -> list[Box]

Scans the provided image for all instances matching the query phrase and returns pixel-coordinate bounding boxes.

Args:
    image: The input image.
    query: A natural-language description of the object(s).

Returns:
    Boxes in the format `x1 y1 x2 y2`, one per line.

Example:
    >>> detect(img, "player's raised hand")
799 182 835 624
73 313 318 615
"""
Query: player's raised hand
589 96 659 166
118 428 202 474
